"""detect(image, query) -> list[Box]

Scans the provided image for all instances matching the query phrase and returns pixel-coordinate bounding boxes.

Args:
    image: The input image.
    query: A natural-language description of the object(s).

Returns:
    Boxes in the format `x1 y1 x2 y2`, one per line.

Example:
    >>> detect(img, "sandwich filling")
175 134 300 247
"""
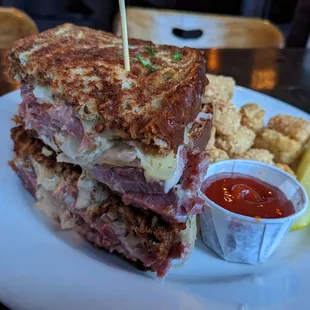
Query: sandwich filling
10 126 196 277
18 83 210 223
21 83 195 190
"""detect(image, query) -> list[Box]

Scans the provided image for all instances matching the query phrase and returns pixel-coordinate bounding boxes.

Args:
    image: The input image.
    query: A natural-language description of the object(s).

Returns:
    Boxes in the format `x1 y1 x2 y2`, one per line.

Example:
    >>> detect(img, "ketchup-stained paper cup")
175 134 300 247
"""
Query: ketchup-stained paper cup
199 160 308 264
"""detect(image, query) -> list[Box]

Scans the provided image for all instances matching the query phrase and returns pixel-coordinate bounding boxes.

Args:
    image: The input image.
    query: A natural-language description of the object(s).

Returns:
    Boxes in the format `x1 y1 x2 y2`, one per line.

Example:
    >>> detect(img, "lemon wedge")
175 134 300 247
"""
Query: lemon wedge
291 144 310 231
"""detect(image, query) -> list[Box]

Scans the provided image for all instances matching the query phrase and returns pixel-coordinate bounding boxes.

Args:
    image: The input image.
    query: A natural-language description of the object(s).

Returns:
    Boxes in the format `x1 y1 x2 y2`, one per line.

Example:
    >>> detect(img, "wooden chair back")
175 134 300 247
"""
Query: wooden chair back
114 7 284 48
0 7 38 49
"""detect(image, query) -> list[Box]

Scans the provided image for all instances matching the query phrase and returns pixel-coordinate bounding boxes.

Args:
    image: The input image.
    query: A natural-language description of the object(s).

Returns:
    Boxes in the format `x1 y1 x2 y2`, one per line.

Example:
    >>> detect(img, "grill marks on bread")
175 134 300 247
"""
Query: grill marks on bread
9 24 208 153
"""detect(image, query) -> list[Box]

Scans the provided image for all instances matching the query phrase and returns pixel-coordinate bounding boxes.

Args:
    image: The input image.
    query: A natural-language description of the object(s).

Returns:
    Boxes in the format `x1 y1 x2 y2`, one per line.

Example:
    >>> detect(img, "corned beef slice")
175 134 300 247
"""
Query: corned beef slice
18 83 210 223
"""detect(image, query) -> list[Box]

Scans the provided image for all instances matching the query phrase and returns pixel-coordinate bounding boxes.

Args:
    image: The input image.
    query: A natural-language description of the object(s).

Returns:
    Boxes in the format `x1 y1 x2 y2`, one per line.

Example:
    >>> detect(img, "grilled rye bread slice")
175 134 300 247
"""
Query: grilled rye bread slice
8 23 208 154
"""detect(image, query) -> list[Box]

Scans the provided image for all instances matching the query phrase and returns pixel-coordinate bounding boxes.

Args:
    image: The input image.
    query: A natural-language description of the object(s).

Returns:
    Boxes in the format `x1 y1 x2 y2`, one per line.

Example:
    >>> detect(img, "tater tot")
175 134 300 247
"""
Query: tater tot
275 164 296 177
214 102 241 135
209 147 230 163
204 74 235 104
234 148 274 164
254 128 302 164
268 114 310 144
240 103 265 132
215 125 255 156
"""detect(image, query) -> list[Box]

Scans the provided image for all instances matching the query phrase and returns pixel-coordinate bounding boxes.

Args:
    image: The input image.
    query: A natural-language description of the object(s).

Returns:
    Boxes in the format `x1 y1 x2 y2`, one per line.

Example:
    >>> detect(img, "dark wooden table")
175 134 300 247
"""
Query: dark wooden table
0 48 310 310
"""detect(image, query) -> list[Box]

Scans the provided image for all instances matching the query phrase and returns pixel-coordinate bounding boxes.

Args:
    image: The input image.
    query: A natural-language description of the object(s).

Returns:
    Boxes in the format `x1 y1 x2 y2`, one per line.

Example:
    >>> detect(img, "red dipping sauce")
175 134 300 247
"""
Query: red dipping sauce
203 173 295 219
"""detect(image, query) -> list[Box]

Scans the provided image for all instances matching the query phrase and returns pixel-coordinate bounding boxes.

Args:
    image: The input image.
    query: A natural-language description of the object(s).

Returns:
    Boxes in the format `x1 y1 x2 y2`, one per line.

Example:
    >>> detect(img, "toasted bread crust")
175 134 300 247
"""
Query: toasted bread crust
8 24 208 153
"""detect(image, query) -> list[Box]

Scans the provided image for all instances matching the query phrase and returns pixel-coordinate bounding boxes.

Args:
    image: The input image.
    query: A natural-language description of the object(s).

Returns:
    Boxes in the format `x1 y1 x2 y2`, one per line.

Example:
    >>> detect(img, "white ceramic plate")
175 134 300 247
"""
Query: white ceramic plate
1 87 310 310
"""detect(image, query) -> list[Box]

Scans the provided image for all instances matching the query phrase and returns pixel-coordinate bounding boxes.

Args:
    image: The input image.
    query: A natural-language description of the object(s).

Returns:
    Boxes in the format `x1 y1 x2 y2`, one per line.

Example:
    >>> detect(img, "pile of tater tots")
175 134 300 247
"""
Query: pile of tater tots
204 74 310 177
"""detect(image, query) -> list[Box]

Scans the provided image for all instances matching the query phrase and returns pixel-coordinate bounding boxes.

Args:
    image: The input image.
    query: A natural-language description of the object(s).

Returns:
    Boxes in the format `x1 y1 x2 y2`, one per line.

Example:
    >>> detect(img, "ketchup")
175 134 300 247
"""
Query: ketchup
203 173 295 219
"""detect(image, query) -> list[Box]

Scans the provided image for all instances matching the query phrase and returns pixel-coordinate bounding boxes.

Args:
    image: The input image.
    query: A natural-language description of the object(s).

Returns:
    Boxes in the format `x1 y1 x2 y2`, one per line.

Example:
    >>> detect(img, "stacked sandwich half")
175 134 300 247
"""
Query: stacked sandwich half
8 24 213 277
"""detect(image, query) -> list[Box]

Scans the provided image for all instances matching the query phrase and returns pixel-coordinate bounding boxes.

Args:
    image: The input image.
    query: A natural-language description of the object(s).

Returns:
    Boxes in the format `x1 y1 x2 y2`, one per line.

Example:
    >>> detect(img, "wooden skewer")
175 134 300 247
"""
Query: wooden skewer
118 0 130 71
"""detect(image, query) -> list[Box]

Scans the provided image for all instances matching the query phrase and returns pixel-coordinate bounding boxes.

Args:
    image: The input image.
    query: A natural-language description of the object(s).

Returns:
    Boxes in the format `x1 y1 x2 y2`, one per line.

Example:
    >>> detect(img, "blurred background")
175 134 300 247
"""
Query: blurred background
0 0 309 48
0 0 299 33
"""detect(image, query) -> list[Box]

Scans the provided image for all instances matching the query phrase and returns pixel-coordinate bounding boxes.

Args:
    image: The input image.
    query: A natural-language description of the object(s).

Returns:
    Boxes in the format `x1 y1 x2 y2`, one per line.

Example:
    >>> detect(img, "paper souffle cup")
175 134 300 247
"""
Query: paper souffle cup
199 159 308 264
